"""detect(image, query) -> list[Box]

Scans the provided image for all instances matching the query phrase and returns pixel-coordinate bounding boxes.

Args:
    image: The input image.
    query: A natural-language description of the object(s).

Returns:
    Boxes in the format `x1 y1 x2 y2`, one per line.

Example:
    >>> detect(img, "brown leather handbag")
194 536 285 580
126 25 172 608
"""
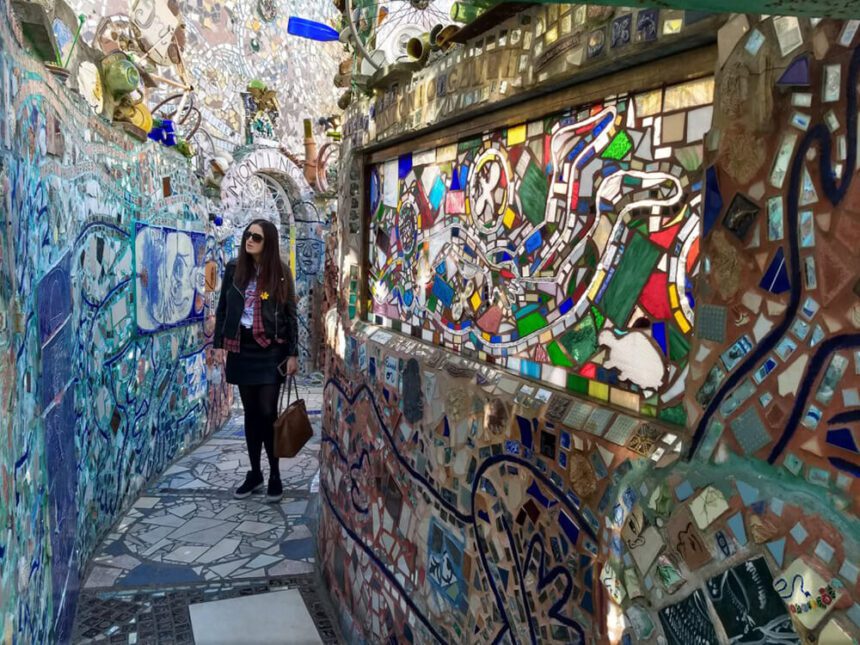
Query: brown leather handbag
273 376 313 458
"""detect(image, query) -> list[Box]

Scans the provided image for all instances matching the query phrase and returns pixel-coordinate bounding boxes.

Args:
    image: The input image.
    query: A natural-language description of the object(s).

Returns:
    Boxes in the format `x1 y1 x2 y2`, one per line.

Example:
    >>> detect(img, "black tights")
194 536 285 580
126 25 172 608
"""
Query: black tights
238 384 281 479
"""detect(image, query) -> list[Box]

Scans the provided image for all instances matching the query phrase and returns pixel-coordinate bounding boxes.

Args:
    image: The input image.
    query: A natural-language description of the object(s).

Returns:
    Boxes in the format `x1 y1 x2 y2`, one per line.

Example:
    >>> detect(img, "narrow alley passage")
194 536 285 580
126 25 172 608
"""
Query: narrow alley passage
70 380 341 645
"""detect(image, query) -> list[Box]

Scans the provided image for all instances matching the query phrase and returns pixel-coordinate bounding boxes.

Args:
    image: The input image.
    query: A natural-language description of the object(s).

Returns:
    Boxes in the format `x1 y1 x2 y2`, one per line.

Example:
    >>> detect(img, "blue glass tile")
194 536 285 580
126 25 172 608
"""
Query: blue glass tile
760 247 791 294
398 153 412 179
826 428 858 453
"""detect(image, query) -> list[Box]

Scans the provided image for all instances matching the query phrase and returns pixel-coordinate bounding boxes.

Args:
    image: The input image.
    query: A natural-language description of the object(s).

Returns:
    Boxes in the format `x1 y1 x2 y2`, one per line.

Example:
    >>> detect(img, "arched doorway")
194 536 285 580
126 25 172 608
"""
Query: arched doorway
220 148 329 372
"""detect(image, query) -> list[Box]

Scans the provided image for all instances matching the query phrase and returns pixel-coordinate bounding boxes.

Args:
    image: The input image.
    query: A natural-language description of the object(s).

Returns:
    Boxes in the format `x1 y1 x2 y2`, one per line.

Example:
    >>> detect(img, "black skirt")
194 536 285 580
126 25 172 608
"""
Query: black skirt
225 328 289 385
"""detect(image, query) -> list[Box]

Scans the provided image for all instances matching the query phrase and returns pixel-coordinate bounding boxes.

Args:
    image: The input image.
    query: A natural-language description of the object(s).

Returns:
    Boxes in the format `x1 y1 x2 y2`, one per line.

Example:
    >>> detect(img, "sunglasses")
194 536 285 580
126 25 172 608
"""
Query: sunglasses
244 232 264 243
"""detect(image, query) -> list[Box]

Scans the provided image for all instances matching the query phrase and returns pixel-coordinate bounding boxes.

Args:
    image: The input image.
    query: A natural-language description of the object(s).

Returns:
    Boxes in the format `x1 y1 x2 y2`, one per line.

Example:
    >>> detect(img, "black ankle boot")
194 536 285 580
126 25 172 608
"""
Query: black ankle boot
234 471 265 499
265 475 283 503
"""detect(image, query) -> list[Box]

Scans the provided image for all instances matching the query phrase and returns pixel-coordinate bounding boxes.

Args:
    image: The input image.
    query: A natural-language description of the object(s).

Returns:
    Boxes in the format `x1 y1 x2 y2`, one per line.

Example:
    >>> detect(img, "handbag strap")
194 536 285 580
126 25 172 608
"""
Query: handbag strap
279 374 301 412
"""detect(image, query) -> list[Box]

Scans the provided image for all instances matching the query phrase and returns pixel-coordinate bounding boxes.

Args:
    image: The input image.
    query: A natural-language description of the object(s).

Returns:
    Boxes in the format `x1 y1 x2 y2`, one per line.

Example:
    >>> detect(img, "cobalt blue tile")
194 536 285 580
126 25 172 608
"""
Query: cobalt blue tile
829 457 860 478
777 56 810 86
122 563 203 586
652 321 668 356
826 428 858 454
398 153 412 179
559 511 580 545
760 247 791 294
580 590 594 614
280 537 315 560
517 416 533 449
527 481 553 508
702 166 723 236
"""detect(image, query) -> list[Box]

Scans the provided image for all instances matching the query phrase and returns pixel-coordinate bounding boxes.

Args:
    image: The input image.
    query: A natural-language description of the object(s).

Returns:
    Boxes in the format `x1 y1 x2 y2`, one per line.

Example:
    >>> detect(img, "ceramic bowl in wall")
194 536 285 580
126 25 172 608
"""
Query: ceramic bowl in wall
102 52 141 97
77 61 104 114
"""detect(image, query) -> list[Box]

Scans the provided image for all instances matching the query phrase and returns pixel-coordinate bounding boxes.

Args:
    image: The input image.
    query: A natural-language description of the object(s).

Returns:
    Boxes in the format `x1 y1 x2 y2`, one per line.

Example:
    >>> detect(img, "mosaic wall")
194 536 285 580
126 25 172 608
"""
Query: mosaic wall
369 78 713 425
322 7 860 645
0 5 231 642
71 0 341 153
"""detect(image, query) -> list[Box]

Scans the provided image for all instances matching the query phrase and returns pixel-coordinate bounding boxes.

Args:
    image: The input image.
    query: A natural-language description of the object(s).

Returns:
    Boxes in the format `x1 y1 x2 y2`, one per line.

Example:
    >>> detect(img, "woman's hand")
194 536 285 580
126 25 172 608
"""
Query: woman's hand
285 356 298 375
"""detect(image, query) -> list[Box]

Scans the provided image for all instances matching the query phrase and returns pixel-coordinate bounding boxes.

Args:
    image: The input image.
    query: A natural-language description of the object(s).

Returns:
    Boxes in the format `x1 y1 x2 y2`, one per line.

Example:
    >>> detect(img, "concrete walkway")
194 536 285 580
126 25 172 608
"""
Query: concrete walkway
72 382 340 644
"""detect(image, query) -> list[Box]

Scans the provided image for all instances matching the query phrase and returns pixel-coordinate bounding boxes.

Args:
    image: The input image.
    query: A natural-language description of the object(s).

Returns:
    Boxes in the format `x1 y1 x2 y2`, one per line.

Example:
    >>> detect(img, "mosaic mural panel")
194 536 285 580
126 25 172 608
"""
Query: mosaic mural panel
369 78 713 425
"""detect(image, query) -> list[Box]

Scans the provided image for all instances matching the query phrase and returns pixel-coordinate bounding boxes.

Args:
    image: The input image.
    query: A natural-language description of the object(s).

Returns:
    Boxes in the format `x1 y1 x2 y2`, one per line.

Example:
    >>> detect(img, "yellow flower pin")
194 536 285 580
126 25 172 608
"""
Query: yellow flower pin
260 291 270 300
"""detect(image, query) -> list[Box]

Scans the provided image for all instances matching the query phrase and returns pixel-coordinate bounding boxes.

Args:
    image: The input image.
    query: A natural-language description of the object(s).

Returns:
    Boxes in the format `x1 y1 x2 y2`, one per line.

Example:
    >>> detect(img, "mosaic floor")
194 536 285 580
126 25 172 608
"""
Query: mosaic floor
72 381 341 644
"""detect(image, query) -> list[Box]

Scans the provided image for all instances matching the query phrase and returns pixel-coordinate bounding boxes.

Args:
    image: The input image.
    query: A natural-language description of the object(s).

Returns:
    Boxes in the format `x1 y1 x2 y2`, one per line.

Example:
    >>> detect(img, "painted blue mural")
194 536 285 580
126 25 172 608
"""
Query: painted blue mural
134 222 207 333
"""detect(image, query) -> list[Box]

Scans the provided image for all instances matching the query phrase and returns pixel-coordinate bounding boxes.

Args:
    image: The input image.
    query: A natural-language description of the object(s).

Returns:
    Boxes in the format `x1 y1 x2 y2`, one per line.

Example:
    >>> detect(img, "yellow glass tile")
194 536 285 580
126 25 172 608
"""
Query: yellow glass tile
482 332 491 341
588 380 610 401
588 270 606 300
634 89 663 118
437 143 458 162
503 207 516 228
663 18 683 35
470 291 482 310
507 124 527 146
664 77 715 111
610 388 640 412
668 284 679 308
545 26 558 45
674 309 692 333
540 331 553 344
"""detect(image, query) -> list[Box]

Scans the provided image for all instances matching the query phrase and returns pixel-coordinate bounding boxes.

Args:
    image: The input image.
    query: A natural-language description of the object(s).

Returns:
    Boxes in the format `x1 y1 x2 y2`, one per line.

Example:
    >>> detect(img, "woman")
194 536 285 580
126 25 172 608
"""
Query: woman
214 219 299 503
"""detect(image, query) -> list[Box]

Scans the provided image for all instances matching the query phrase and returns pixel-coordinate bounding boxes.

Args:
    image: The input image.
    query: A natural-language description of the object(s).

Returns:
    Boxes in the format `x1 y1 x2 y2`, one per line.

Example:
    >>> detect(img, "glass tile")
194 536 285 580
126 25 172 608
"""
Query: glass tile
663 77 715 111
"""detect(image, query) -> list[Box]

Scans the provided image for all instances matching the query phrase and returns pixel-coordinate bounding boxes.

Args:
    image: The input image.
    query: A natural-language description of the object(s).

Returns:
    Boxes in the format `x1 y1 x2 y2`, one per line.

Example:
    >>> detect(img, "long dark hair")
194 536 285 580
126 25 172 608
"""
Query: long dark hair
233 219 293 303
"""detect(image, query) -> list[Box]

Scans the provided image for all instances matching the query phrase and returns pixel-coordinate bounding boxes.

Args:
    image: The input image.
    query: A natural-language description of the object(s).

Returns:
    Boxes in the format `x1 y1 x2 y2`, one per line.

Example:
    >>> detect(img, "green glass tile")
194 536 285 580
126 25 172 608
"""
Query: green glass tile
591 306 605 330
520 161 548 225
457 137 482 153
658 403 687 426
547 341 573 367
667 324 690 363
517 310 548 336
600 232 661 325
567 373 589 394
559 316 597 365
601 130 633 160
